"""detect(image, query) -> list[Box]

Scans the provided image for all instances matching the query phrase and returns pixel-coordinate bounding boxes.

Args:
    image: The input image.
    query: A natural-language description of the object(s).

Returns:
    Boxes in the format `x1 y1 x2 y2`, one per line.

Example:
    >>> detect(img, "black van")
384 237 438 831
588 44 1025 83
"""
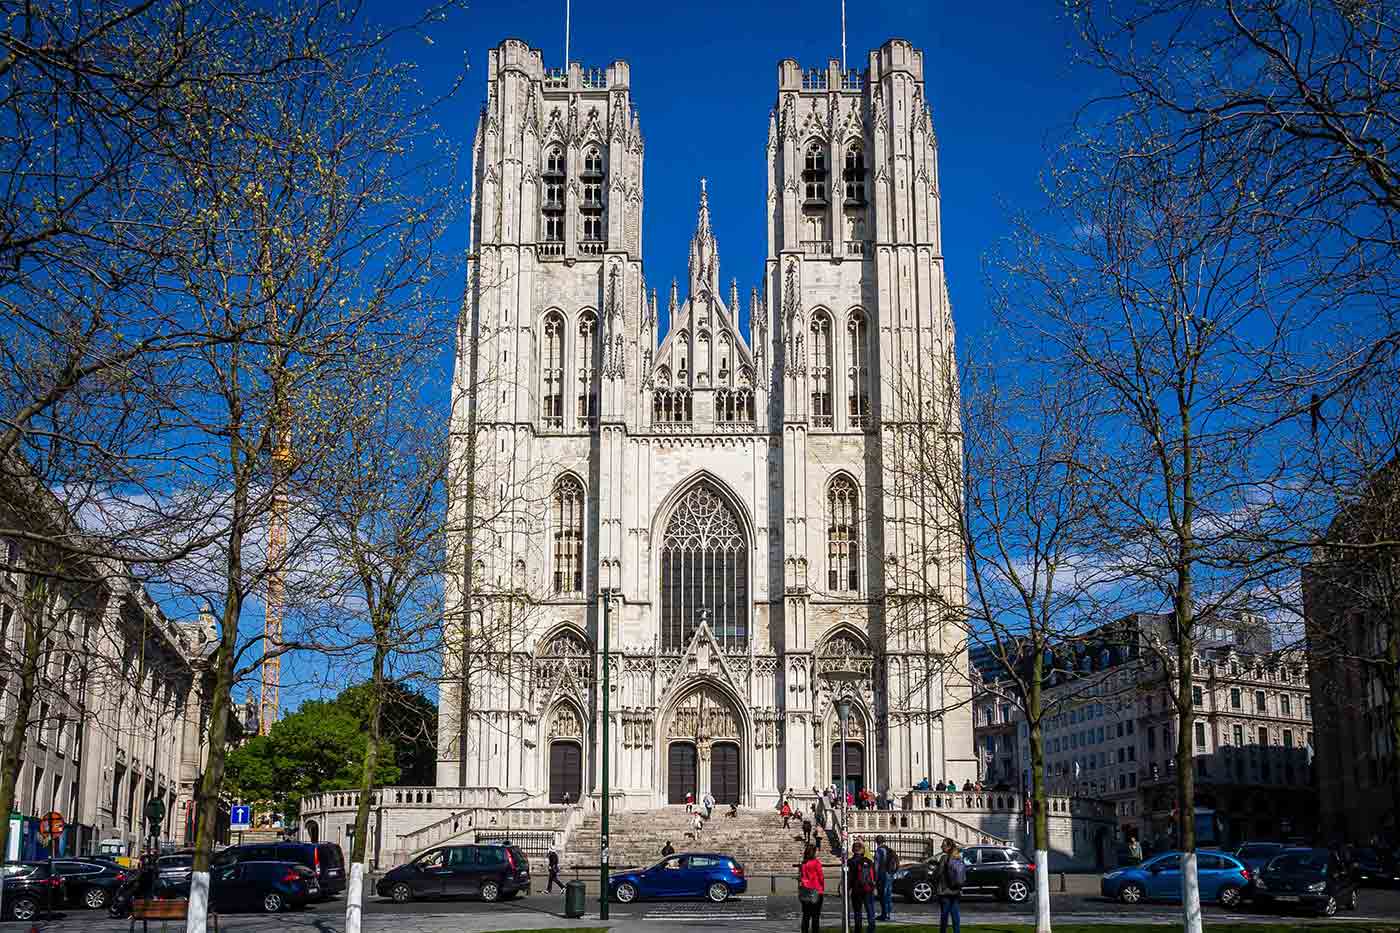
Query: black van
213 842 345 898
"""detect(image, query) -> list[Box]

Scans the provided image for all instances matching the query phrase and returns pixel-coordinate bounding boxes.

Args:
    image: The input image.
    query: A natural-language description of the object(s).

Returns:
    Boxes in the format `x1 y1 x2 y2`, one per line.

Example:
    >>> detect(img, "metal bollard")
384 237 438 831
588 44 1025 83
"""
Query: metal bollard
1059 872 1067 892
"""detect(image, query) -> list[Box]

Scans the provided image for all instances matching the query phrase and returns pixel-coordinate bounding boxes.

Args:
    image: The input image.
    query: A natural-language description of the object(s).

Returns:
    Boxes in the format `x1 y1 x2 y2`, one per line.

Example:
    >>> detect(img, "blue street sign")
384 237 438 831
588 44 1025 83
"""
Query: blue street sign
230 805 252 831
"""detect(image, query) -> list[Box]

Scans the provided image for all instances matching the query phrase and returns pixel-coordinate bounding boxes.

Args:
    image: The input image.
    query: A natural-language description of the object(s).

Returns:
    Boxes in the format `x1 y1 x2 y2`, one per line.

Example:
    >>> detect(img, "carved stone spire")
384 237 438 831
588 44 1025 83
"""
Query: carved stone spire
729 277 739 317
669 278 679 320
688 177 720 296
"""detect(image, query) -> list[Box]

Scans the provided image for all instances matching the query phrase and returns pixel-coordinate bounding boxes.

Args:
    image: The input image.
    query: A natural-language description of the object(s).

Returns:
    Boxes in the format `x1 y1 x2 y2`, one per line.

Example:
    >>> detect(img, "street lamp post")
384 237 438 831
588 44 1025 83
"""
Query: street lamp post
599 587 616 920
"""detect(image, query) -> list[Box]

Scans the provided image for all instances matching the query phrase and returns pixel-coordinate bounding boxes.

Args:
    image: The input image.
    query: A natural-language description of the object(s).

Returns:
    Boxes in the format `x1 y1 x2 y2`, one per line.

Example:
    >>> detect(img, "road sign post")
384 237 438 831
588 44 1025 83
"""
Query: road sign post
230 805 252 832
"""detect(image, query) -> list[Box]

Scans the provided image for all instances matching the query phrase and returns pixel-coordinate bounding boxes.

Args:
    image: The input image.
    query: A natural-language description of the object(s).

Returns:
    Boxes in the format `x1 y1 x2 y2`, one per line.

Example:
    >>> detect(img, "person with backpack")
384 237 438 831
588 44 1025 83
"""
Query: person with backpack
545 847 564 893
931 837 965 933
846 840 878 933
873 834 898 922
798 842 825 933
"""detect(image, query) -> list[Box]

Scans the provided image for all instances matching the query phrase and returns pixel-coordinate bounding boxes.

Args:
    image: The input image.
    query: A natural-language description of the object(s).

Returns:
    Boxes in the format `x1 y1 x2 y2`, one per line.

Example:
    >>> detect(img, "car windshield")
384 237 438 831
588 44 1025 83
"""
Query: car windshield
1271 851 1328 871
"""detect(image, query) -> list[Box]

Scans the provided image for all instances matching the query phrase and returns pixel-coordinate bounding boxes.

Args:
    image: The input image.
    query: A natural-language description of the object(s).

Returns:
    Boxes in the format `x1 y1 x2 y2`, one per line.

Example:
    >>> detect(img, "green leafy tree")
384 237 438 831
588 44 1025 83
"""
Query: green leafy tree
333 682 437 787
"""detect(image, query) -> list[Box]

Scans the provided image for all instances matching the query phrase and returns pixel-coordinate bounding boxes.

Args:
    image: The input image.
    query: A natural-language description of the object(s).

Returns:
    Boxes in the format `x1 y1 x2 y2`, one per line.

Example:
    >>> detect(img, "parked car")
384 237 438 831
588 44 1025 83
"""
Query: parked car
157 853 194 886
608 853 746 904
50 858 130 909
208 860 320 913
1231 842 1286 877
1253 847 1358 917
1350 848 1400 887
375 843 531 903
0 862 66 921
212 841 346 897
892 845 1036 904
1100 851 1250 907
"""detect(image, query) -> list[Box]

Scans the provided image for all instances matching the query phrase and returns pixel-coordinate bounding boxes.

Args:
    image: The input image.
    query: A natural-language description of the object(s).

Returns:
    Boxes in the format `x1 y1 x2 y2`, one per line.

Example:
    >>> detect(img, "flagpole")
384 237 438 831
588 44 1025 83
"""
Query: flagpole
840 0 847 71
565 0 571 71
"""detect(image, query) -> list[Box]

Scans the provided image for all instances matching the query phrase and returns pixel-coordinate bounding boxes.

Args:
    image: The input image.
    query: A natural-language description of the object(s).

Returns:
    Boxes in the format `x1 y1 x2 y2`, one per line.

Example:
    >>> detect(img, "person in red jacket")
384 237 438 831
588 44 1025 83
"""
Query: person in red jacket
798 843 825 933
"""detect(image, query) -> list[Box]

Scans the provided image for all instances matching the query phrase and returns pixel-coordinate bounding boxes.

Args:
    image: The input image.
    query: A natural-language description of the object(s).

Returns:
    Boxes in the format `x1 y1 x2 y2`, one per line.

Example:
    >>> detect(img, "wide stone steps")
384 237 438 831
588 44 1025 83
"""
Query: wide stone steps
563 805 812 874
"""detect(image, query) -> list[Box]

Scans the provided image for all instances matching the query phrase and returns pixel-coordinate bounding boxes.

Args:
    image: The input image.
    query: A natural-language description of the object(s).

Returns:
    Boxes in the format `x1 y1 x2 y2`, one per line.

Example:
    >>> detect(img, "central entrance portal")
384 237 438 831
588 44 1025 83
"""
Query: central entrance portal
711 742 740 804
668 742 698 804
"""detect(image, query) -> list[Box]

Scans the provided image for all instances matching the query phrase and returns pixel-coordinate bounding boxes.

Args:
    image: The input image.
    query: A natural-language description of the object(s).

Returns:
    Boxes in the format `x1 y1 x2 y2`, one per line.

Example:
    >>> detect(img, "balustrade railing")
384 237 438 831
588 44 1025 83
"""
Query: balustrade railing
538 241 565 257
801 240 832 256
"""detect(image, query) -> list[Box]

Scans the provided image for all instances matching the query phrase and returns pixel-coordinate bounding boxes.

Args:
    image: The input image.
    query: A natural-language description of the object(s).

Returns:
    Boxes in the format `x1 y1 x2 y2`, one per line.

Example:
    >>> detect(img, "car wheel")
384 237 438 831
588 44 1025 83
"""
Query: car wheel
1119 882 1145 905
615 881 639 903
1218 885 1242 908
10 896 39 922
263 892 285 913
707 881 729 903
390 882 413 903
480 880 500 902
912 880 934 903
1320 895 1338 917
84 886 109 909
1004 879 1031 903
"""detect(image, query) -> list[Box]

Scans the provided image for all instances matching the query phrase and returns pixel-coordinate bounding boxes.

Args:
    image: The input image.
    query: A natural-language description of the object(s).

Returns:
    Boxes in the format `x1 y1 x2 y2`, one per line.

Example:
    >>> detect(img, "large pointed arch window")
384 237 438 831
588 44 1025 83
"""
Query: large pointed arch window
552 475 585 594
542 311 565 428
661 484 748 652
811 312 833 427
804 144 829 204
828 475 860 592
578 311 598 426
847 311 870 429
542 147 566 248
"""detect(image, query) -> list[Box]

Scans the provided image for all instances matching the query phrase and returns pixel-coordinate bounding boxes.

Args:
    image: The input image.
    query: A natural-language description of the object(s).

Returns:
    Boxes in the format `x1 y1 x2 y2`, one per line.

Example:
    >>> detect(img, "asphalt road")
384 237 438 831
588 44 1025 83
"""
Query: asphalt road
10 884 1400 931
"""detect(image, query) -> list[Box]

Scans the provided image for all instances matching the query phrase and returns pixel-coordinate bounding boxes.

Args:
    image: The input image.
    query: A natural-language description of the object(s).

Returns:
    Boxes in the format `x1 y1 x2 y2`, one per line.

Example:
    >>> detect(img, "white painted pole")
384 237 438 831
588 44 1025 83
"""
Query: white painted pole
345 862 366 933
1035 847 1051 933
186 870 210 933
839 0 847 72
564 0 571 71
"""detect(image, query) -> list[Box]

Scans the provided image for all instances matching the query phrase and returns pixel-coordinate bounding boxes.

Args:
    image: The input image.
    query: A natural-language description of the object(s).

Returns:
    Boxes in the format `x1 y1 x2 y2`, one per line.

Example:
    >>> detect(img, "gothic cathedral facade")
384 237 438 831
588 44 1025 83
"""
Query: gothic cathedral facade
437 37 974 809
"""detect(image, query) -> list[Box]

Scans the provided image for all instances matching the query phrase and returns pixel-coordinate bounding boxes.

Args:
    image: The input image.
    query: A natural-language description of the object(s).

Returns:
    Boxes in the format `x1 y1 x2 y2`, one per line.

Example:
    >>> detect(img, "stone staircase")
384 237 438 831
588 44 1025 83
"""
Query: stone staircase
563 805 809 874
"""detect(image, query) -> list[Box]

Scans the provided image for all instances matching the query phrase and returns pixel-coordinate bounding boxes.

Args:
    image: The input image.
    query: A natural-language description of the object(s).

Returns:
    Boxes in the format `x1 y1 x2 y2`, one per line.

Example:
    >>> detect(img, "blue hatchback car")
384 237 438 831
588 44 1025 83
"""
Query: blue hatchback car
609 853 747 903
1101 851 1250 908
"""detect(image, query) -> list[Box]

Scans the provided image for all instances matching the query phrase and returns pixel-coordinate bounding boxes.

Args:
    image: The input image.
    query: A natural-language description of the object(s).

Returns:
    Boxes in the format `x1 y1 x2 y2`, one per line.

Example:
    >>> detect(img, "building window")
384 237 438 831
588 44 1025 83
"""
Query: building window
552 475 585 594
542 147 566 242
1230 688 1241 709
580 147 605 245
653 388 692 426
1254 690 1266 713
1281 694 1291 717
811 313 833 427
803 143 828 203
542 311 565 427
1257 726 1268 746
846 311 870 428
660 483 749 652
827 475 860 592
715 389 754 424
1283 729 1293 748
843 143 866 204
1195 722 1206 747
1232 724 1244 746
577 312 598 425
1305 697 1311 717
1192 685 1203 706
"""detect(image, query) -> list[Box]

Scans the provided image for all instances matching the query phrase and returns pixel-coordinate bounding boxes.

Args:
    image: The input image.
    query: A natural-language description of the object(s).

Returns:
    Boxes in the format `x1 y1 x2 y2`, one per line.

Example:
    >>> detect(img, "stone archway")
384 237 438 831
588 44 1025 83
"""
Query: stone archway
662 683 746 806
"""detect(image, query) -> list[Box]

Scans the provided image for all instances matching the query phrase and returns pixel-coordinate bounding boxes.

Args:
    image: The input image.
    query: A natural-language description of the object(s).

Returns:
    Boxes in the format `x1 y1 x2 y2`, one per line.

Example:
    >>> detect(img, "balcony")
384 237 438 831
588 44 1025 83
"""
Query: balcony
847 239 872 256
813 413 834 428
579 241 605 256
538 242 564 257
801 240 832 256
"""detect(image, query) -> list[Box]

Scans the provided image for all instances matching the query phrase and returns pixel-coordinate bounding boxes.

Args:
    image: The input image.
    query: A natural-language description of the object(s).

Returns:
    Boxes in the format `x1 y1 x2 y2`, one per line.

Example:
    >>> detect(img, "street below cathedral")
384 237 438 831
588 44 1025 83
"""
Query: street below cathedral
20 882 1400 931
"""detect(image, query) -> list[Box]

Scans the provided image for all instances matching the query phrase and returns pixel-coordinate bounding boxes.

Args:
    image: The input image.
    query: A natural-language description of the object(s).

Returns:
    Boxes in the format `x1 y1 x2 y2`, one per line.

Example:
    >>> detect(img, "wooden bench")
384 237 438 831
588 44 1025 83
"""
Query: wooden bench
129 898 219 933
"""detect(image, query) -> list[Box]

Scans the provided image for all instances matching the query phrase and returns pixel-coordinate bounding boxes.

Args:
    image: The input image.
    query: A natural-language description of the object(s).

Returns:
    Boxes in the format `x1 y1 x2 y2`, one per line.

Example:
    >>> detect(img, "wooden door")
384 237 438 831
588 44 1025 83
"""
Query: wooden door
549 741 582 804
667 742 698 804
710 742 740 804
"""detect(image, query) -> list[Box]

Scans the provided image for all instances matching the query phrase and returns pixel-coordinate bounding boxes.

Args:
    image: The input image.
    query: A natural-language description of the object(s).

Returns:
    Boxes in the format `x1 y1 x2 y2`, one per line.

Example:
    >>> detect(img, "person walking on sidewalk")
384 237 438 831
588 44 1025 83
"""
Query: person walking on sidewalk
661 840 675 857
545 847 563 893
874 835 897 922
930 837 966 933
847 840 878 933
703 791 715 820
798 843 825 933
685 791 694 814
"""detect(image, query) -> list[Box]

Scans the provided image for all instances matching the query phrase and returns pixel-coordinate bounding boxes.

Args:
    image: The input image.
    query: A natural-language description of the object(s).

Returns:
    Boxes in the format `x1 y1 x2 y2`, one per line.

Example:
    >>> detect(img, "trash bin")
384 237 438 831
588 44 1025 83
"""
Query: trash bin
564 880 586 918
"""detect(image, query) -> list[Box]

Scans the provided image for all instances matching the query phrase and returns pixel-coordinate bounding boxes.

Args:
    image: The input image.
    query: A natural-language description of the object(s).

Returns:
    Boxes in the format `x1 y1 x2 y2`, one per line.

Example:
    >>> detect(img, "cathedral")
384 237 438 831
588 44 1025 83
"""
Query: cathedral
436 37 975 811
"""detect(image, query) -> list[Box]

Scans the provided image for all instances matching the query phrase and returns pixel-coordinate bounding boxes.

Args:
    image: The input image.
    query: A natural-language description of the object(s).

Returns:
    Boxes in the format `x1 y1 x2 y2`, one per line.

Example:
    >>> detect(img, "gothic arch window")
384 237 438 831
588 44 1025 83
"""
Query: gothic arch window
828 475 860 592
715 388 754 425
660 484 749 652
542 147 566 244
577 311 598 425
803 143 829 203
811 312 833 427
847 310 870 429
654 388 693 427
843 143 867 204
542 311 565 428
552 475 585 594
718 333 732 386
580 146 605 246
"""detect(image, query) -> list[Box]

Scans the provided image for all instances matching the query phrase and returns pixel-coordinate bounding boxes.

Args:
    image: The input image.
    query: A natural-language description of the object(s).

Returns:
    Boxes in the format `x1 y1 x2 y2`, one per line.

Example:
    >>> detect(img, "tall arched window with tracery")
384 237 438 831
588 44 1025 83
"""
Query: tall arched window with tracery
552 475 585 594
542 311 565 428
811 312 833 427
661 484 748 652
578 311 598 426
847 311 870 428
828 475 860 592
804 143 828 203
580 147 605 249
541 148 566 249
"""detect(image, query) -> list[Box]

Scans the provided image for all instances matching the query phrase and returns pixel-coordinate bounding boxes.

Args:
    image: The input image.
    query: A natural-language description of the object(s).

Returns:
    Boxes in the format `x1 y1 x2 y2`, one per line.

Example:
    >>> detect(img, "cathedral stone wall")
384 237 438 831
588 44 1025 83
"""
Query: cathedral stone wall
436 37 976 810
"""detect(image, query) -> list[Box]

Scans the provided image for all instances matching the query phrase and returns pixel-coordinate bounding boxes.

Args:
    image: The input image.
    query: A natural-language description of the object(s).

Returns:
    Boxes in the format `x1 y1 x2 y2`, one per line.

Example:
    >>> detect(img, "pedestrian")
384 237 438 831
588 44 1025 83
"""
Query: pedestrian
874 834 897 922
1127 836 1142 865
814 793 827 830
703 791 715 820
685 790 694 813
545 847 563 893
847 840 878 933
692 811 704 835
931 837 965 933
799 842 825 933
782 799 794 828
662 840 675 857
802 815 813 844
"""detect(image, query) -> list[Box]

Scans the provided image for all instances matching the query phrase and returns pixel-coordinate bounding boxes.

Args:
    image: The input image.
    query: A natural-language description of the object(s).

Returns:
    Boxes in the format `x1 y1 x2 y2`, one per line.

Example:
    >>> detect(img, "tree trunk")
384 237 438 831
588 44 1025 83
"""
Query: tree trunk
1028 650 1051 933
1384 600 1400 844
346 640 387 933
0 580 48 858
